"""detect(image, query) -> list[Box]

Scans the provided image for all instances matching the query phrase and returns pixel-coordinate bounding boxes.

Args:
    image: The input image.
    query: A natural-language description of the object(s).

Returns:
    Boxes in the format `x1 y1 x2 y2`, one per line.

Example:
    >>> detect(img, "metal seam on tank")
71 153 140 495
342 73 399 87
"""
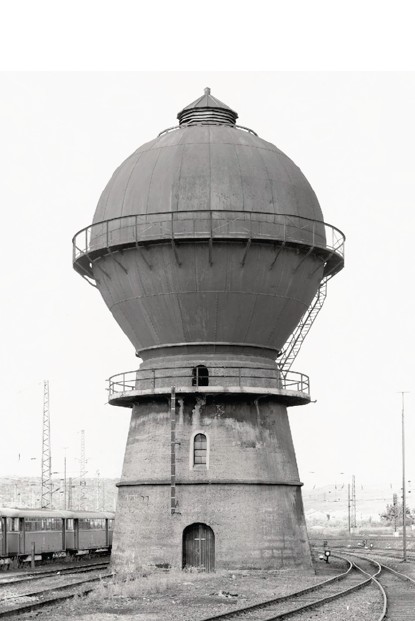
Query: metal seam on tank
128 298 160 345
160 235 186 342
107 290 311 306
213 291 219 342
175 291 189 341
131 243 149 301
233 142 245 212
241 292 260 342
120 151 144 217
275 155 301 218
172 140 185 212
256 143 277 212
117 139 289 157
267 256 313 344
101 160 131 222
145 148 162 216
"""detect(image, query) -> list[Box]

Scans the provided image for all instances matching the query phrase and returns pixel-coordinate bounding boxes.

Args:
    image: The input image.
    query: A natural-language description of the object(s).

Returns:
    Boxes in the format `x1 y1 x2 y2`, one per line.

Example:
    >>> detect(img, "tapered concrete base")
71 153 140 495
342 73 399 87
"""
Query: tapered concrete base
111 394 313 572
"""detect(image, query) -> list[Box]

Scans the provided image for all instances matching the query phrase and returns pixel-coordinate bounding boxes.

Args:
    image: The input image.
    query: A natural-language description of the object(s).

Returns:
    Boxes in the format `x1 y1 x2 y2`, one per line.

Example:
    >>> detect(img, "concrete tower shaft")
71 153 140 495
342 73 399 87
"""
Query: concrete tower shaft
72 89 345 571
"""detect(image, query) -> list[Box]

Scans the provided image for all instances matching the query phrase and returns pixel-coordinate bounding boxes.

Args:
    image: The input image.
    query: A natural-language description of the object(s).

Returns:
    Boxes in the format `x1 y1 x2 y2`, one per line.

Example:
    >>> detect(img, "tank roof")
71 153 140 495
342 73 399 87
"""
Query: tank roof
177 87 238 126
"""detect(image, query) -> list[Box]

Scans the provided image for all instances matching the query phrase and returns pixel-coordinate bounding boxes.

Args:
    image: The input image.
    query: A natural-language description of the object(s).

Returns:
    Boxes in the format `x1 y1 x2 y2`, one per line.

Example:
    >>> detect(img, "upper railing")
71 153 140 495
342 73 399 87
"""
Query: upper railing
73 210 345 278
107 365 310 406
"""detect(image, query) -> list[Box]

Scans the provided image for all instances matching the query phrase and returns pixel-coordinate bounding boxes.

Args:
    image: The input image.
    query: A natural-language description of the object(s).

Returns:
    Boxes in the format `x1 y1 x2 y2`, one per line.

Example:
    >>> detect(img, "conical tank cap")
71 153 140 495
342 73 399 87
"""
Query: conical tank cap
177 87 238 126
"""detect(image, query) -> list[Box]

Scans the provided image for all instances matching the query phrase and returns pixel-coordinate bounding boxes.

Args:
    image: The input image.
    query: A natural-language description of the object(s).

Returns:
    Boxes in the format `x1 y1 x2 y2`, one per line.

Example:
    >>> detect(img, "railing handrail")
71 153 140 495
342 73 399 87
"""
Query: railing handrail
107 366 310 398
72 210 345 260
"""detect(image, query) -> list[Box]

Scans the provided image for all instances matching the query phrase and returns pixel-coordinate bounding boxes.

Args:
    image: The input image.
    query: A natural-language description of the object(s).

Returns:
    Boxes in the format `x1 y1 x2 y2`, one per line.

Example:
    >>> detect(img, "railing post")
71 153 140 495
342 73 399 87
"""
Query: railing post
238 367 241 387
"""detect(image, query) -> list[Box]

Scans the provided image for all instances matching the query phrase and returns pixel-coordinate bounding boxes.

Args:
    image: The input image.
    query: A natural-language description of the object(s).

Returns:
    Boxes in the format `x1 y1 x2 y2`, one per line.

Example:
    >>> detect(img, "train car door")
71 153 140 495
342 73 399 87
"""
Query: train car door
74 519 79 550
1 518 6 556
18 519 24 555
182 523 215 571
62 518 66 551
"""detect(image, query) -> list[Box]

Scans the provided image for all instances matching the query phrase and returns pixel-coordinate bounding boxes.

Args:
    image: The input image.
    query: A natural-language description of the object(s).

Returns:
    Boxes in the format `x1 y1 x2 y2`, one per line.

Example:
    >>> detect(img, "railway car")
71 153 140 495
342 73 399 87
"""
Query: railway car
0 508 114 566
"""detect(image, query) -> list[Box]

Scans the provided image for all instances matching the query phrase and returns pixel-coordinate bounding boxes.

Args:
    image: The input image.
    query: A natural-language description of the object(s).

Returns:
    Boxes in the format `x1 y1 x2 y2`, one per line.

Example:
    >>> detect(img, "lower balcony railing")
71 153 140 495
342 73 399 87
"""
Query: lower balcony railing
107 366 310 403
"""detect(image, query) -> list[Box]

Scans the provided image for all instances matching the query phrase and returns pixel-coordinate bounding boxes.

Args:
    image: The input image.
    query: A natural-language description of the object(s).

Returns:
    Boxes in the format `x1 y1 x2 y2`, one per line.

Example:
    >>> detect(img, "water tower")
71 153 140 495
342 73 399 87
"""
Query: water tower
73 88 344 571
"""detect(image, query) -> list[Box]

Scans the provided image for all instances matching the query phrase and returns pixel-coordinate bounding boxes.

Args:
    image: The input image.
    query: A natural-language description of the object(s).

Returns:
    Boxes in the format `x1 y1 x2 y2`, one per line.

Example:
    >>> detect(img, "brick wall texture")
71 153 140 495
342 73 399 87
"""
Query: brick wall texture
112 394 313 571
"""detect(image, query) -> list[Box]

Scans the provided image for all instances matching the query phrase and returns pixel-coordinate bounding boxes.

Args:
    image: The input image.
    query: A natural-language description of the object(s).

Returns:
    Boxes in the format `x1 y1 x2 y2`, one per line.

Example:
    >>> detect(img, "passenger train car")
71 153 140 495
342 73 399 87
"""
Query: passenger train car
0 508 114 566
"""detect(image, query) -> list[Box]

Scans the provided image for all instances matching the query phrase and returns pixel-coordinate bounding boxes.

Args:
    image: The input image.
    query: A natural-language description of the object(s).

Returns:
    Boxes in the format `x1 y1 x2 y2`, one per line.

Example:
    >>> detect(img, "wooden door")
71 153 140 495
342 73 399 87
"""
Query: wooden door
183 523 215 571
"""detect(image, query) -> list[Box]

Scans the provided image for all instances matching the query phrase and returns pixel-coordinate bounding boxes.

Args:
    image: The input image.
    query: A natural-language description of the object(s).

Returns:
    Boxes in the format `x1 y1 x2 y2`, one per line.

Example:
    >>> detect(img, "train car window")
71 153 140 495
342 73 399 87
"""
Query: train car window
66 519 74 530
108 519 114 529
26 518 62 531
79 518 105 529
7 518 19 531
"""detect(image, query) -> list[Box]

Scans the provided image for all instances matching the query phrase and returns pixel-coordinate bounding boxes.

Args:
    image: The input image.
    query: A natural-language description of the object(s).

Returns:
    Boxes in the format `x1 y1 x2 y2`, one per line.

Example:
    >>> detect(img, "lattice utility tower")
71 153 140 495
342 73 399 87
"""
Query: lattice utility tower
41 380 53 508
79 429 87 510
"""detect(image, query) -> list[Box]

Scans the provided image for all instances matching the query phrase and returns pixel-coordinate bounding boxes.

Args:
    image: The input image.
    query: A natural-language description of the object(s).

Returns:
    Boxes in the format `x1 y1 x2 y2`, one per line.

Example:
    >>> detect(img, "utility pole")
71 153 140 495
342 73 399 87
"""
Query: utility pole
393 492 398 534
68 476 73 510
79 430 87 510
41 380 53 508
347 483 351 534
399 391 409 562
96 470 101 511
63 450 67 510
351 474 357 529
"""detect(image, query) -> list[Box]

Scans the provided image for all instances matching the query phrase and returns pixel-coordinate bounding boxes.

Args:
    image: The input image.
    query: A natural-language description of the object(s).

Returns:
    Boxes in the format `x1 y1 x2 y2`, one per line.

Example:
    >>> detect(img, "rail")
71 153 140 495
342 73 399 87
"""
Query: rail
157 124 258 137
73 210 345 267
107 366 310 400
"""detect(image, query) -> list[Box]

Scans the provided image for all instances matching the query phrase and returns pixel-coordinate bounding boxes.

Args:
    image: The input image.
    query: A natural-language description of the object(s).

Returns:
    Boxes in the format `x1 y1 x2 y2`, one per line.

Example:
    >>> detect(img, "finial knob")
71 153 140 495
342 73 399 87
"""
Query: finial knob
204 87 211 95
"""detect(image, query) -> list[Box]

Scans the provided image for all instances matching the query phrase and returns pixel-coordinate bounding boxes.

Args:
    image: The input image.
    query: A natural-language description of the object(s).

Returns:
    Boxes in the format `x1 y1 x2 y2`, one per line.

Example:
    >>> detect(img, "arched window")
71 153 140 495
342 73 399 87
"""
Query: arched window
192 365 209 387
193 433 207 465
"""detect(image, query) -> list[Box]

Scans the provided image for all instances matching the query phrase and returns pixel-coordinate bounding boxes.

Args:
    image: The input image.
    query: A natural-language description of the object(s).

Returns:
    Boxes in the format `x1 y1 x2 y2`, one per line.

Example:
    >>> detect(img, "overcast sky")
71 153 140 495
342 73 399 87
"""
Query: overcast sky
1 72 414 494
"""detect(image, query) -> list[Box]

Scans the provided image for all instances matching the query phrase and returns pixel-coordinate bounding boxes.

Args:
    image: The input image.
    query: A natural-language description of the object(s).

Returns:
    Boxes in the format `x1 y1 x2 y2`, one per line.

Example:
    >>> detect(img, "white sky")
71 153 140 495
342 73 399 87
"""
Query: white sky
0 2 414 494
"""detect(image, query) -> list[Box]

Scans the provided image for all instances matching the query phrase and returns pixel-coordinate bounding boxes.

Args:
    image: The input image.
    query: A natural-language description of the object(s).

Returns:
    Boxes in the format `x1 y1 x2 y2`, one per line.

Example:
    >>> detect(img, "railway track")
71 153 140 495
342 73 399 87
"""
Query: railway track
0 560 110 587
342 552 415 620
198 555 379 620
0 565 112 618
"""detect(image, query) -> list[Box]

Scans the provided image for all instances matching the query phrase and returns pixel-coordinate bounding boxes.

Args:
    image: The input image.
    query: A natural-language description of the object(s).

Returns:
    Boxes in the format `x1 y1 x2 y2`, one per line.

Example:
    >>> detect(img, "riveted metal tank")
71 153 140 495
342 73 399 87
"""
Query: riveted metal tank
75 89 342 369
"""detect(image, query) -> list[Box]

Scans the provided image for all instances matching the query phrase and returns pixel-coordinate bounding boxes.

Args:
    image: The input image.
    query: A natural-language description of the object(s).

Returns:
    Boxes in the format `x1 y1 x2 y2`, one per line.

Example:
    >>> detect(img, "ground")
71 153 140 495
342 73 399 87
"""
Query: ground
17 555 382 621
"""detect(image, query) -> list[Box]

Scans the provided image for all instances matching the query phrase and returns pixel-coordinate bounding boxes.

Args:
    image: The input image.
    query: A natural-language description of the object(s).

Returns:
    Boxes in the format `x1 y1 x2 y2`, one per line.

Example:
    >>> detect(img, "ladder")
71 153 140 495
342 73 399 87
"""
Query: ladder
279 276 329 372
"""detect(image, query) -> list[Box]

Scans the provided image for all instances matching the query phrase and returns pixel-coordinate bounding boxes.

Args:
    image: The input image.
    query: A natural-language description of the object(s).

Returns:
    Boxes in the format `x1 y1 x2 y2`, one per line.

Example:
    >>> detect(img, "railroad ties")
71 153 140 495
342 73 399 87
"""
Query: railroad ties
198 552 415 621
0 561 112 618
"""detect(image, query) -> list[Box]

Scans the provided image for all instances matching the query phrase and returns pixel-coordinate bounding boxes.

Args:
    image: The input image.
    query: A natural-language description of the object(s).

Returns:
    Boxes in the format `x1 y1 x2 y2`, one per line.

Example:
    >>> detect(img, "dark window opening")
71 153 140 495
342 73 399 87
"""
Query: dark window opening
192 365 209 387
194 433 207 465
